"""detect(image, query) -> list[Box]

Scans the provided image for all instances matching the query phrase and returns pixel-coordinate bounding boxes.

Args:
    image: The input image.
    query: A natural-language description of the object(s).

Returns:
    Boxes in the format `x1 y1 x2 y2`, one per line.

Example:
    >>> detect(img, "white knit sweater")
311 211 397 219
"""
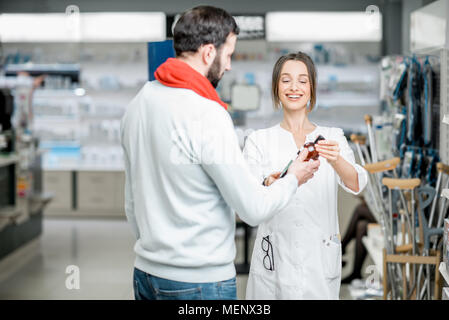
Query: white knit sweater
120 80 298 283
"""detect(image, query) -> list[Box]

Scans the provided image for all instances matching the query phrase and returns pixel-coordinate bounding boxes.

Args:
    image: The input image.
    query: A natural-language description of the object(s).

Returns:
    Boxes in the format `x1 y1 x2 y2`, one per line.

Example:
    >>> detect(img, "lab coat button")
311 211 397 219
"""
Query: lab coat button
295 241 300 248
295 222 302 227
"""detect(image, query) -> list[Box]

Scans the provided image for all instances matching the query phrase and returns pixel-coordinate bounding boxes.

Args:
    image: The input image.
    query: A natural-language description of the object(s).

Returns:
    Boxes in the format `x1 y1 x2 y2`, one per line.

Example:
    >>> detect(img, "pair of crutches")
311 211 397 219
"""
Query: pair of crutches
362 114 446 299
382 177 423 299
368 121 422 299
366 161 407 300
381 180 443 300
358 115 421 299
350 134 402 297
414 163 449 299
351 117 403 298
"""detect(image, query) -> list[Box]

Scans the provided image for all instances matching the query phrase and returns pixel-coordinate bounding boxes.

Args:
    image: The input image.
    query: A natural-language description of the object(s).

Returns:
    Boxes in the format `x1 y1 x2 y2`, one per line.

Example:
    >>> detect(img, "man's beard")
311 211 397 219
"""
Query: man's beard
206 54 223 89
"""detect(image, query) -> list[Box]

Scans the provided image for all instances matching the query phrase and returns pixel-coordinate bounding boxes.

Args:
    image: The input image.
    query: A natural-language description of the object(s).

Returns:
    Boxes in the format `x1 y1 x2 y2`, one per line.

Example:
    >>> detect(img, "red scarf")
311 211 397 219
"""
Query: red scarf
154 58 228 110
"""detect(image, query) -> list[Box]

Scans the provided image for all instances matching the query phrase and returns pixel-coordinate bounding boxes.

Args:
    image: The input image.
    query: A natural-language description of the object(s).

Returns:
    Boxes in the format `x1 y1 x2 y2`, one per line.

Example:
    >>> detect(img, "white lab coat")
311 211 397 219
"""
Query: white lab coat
243 124 368 300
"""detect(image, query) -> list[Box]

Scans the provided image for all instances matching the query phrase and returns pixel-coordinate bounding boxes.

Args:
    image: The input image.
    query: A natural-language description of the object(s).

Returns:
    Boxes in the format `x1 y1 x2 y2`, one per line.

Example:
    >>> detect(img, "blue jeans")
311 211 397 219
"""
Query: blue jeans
133 268 237 300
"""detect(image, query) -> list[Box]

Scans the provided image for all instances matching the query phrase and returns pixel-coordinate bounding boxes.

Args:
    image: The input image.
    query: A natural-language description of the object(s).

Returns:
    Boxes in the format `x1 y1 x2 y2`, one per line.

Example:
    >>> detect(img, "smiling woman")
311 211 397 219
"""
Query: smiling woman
271 52 317 112
243 51 368 300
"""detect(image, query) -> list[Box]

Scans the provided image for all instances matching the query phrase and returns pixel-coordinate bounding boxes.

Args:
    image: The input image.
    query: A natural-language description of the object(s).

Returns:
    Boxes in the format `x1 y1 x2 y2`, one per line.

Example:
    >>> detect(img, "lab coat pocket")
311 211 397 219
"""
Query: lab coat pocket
321 238 342 280
250 229 276 276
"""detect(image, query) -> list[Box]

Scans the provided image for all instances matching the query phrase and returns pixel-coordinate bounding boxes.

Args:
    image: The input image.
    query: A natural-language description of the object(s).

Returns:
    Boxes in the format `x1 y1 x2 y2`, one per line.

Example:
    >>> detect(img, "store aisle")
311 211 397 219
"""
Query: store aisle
0 218 251 300
0 218 135 299
0 218 355 300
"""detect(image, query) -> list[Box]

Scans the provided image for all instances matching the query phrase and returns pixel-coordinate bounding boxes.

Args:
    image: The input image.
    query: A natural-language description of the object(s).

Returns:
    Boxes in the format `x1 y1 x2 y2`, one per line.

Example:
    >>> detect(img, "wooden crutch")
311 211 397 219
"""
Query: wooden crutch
363 158 401 298
382 177 421 299
415 163 449 299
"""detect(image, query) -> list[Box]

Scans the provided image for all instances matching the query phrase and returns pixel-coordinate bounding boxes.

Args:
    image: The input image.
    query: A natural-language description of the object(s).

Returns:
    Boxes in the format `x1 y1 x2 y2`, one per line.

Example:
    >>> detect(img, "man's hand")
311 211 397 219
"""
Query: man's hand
263 171 281 186
287 148 320 186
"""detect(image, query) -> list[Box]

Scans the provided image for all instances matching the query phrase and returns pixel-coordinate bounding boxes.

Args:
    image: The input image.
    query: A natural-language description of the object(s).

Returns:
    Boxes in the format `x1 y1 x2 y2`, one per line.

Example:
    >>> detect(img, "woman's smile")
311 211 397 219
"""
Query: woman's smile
285 93 305 103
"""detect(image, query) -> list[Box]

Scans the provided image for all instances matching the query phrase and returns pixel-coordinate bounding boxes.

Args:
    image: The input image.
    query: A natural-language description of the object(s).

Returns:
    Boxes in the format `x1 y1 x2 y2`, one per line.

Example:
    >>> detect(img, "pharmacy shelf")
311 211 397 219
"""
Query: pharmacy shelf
317 95 379 108
43 165 124 172
34 89 83 98
0 154 19 167
440 262 449 284
443 114 449 125
443 189 449 200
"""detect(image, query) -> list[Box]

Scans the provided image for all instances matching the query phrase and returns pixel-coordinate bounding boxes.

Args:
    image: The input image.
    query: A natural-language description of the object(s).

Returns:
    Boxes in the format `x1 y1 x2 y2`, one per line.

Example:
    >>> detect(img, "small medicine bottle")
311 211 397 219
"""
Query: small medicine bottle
303 135 325 161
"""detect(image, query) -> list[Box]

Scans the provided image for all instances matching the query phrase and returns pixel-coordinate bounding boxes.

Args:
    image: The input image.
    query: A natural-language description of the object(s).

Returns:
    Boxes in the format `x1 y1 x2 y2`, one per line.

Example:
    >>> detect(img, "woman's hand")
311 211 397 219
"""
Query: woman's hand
316 139 359 192
263 172 281 186
315 140 340 165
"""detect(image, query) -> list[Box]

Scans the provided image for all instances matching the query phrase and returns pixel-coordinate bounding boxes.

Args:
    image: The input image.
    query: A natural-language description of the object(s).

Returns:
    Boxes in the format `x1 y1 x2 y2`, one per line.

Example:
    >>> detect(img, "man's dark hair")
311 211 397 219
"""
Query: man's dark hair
173 6 240 57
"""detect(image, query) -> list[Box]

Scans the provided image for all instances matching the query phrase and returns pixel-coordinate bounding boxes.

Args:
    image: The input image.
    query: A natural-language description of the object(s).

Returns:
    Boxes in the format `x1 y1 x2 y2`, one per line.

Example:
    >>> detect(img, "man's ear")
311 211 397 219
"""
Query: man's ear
201 44 217 67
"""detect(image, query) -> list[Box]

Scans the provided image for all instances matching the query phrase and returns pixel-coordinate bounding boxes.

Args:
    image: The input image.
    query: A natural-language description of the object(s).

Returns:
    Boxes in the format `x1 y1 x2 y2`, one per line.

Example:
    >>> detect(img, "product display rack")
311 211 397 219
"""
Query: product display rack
358 47 448 300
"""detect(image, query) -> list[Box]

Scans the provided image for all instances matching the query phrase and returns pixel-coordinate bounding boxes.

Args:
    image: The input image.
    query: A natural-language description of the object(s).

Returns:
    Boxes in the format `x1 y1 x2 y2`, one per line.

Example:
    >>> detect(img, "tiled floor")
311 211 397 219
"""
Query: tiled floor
0 218 136 299
0 218 254 300
0 189 369 300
